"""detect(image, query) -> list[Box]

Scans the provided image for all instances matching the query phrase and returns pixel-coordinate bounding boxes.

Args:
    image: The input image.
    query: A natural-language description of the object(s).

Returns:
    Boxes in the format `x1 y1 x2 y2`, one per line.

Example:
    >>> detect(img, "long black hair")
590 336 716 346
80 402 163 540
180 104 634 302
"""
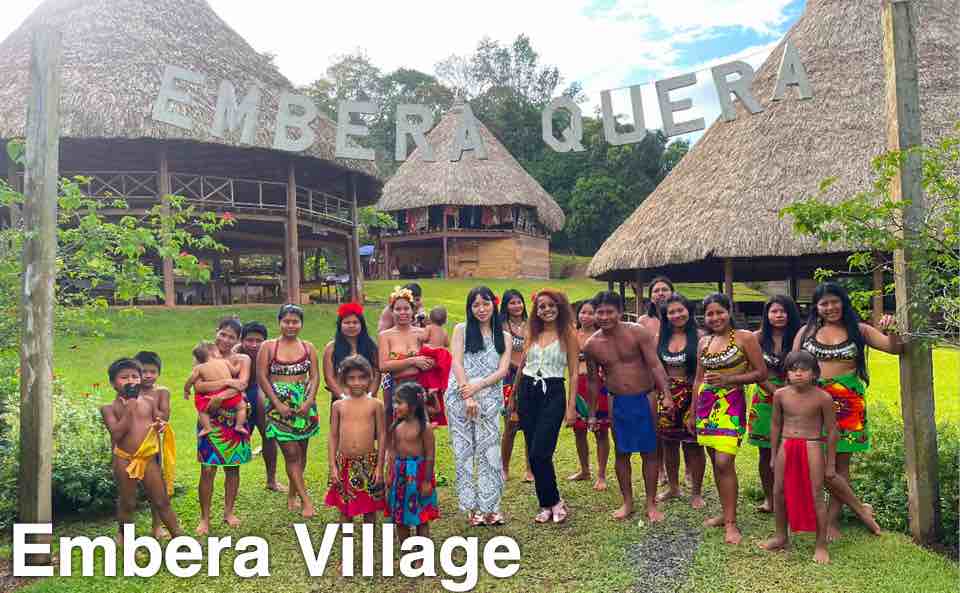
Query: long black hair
391 381 427 434
333 312 378 372
499 289 527 323
575 299 596 330
702 293 736 331
803 282 868 383
658 294 698 378
759 295 802 358
646 275 675 318
465 286 505 354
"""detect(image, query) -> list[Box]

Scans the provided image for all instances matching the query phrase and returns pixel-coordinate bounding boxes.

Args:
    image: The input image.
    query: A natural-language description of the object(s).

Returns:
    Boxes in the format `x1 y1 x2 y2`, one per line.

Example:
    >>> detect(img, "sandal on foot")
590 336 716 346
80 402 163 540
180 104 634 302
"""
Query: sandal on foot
468 512 485 527
552 501 569 523
534 508 552 523
485 512 506 526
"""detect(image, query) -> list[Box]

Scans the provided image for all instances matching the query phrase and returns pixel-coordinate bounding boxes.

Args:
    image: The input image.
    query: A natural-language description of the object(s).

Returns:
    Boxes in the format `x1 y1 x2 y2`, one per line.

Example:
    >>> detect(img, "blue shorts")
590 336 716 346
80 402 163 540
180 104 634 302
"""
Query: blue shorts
611 392 657 454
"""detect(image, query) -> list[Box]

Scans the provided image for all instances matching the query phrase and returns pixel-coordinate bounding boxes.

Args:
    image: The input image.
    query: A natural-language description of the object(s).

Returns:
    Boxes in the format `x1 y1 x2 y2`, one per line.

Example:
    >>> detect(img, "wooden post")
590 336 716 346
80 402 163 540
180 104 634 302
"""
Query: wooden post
349 174 363 302
788 258 800 302
634 271 645 318
882 0 939 545
211 256 222 306
286 162 300 304
607 280 614 291
618 281 626 310
723 258 734 302
158 149 175 307
442 208 449 279
345 236 356 303
19 26 60 565
872 264 885 324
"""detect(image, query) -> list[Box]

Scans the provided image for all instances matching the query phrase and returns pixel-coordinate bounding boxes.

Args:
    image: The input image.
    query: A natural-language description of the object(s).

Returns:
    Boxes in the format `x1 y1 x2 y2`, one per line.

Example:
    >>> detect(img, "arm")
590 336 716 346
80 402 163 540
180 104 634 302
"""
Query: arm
196 354 249 392
378 306 394 333
564 332 579 425
257 341 289 416
769 389 783 468
687 338 706 435
322 343 343 398
183 368 199 400
100 401 133 444
822 390 839 479
706 331 768 386
860 321 904 355
328 403 341 483
377 332 425 373
791 327 808 353
155 388 171 422
462 331 512 399
299 342 320 414
420 425 436 496
639 326 671 406
585 344 600 424
449 325 468 395
374 401 386 484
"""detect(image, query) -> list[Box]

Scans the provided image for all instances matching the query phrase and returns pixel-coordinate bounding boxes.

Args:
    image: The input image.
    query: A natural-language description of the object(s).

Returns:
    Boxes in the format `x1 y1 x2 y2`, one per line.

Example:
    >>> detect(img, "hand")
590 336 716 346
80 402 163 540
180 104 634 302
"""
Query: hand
704 372 729 387
660 392 675 412
461 382 481 400
825 464 837 481
329 465 341 485
373 468 384 487
465 398 480 420
153 417 167 432
686 414 697 437
183 390 191 400
297 401 313 416
587 416 597 433
877 314 897 332
770 454 776 471
564 410 577 428
412 356 434 371
274 402 293 418
419 481 434 497
229 378 246 390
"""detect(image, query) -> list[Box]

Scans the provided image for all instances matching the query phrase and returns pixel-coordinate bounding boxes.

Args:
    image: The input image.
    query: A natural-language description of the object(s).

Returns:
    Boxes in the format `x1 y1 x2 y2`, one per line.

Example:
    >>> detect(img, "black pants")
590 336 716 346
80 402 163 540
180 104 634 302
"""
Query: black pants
518 376 566 508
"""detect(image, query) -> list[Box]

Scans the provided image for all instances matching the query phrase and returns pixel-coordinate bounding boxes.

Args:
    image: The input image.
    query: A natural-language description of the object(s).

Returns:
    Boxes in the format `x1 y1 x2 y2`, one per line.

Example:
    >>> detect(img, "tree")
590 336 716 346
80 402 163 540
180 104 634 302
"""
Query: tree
783 128 959 345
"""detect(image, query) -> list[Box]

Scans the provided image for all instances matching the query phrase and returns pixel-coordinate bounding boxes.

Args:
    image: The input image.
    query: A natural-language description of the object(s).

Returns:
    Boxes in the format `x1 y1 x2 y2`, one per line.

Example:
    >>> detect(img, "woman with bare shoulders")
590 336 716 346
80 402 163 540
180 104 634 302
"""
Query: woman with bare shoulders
323 303 380 404
378 287 433 427
687 294 767 545
569 298 610 491
792 282 902 541
499 289 533 482
638 276 674 335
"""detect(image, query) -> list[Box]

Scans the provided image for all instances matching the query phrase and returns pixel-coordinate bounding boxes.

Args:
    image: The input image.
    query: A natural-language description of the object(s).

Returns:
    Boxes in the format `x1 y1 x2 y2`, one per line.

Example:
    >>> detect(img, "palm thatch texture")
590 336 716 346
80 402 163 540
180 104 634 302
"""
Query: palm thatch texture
587 0 958 281
376 101 566 233
0 0 378 181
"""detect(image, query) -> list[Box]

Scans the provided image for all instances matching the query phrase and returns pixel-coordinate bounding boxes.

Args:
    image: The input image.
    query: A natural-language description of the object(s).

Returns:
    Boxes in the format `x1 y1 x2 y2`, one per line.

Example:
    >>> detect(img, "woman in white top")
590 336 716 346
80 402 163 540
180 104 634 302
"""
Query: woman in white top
445 286 513 526
508 289 578 523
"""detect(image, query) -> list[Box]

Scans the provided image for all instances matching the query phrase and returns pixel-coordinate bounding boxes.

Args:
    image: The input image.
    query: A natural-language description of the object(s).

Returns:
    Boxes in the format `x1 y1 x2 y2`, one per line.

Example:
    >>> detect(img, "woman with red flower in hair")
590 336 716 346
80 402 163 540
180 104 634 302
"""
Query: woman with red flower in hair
323 302 380 406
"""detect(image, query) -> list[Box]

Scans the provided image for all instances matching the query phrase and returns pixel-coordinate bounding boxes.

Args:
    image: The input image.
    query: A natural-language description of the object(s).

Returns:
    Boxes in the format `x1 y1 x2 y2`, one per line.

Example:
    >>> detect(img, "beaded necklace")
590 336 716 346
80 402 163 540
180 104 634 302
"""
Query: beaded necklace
700 329 746 371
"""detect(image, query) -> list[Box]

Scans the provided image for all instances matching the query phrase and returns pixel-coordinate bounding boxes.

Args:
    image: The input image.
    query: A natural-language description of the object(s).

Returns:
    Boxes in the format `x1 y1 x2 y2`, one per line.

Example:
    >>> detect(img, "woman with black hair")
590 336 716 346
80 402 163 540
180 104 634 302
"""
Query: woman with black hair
499 289 533 482
445 286 512 526
570 298 611 491
655 294 706 509
748 295 802 513
793 282 901 541
638 276 675 335
323 302 380 404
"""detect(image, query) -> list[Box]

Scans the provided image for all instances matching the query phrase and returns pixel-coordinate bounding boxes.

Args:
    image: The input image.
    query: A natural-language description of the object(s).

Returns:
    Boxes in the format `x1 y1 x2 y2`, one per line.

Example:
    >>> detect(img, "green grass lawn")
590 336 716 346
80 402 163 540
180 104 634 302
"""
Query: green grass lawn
4 280 957 593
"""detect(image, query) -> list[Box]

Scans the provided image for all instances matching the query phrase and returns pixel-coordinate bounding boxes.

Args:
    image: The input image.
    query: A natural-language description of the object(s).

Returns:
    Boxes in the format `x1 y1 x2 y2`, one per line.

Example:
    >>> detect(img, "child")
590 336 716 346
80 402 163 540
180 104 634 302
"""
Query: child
760 351 881 564
386 382 439 541
134 351 173 540
99 358 180 545
424 307 449 348
184 342 247 437
324 355 386 522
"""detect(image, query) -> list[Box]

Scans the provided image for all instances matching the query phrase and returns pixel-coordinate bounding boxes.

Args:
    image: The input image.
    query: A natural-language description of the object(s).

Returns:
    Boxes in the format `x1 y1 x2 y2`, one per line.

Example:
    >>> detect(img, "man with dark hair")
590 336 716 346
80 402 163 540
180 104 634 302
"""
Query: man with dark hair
133 351 174 539
239 321 285 492
378 282 426 331
583 291 673 523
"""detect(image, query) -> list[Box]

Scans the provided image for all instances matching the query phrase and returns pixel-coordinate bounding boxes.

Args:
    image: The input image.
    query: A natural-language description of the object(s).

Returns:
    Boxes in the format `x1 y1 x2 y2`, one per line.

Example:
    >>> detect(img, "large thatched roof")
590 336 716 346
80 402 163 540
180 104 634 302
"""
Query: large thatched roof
0 0 378 180
376 102 566 232
588 0 958 280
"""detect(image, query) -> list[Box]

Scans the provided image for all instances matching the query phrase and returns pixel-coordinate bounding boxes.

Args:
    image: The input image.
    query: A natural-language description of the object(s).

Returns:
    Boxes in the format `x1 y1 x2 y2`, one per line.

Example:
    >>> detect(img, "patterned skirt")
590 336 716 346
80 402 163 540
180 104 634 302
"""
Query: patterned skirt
695 383 746 456
573 373 610 431
264 381 319 442
386 455 440 527
197 403 251 466
820 372 869 453
747 377 784 448
324 450 386 517
657 377 696 443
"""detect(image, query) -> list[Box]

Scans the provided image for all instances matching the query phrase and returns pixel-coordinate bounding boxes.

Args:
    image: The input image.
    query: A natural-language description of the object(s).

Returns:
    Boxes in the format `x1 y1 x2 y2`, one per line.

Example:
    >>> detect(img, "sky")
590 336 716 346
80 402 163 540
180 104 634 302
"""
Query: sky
0 0 806 143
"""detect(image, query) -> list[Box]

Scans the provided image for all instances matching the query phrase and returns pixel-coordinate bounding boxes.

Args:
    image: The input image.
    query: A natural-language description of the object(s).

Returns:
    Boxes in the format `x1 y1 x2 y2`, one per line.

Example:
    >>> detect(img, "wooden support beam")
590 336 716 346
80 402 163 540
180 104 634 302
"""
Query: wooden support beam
345 235 356 304
348 174 363 302
882 0 939 545
618 281 626 310
788 258 800 302
158 149 175 307
19 26 60 565
872 264 885 324
442 208 449 279
723 258 734 304
634 271 645 318
286 162 300 304
607 280 614 292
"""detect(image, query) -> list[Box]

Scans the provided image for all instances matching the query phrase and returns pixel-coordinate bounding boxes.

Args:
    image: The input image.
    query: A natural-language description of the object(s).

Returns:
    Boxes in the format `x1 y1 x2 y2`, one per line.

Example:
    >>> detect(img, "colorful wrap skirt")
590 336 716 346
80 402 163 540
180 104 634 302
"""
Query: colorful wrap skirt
324 450 386 517
197 403 251 466
502 364 519 420
820 372 869 453
657 376 696 443
695 383 746 456
264 381 319 442
386 455 440 527
747 377 784 448
574 373 610 431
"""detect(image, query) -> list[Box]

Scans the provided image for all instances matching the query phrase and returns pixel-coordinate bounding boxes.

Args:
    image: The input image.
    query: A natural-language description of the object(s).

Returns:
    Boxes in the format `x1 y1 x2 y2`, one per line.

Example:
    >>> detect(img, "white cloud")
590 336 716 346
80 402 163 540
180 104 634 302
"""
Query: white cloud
600 0 798 38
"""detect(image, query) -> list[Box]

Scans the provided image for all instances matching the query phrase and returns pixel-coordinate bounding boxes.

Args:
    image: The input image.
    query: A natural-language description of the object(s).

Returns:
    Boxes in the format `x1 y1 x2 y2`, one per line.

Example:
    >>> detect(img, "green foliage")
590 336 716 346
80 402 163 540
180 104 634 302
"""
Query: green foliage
358 205 397 245
783 129 960 345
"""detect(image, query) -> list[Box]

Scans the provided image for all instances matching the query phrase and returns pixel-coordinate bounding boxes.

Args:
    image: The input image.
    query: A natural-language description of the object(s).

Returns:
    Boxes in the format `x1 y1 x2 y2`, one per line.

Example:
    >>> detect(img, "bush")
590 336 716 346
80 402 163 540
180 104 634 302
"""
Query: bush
851 404 959 549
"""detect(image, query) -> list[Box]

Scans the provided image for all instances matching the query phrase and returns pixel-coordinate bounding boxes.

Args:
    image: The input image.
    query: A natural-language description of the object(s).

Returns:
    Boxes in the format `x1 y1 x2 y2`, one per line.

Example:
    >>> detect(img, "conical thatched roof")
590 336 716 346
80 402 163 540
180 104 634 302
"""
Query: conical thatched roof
376 102 566 232
0 0 377 180
588 0 958 280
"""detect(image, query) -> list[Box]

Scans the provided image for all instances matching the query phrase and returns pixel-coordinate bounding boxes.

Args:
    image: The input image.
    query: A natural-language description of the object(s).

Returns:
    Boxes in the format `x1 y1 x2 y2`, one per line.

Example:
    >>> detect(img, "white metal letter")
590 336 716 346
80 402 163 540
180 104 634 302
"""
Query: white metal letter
151 65 205 130
655 73 705 137
335 100 378 161
273 92 318 152
450 103 487 161
600 86 647 145
211 80 261 144
542 96 585 153
396 104 436 162
711 61 764 122
772 39 813 101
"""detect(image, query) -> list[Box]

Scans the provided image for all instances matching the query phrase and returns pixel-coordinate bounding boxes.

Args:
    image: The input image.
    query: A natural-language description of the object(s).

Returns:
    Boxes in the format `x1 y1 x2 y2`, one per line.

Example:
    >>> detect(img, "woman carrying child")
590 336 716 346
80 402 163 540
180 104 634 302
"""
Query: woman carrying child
387 382 440 540
323 302 380 406
378 287 433 427
256 304 321 518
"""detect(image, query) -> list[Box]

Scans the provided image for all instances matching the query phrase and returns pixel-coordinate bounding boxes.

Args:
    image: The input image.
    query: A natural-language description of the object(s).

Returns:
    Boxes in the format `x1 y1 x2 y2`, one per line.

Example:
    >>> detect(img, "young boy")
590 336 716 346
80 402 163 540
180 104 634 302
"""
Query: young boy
424 306 449 348
759 351 881 564
324 355 386 524
100 358 181 545
184 342 247 436
134 351 173 540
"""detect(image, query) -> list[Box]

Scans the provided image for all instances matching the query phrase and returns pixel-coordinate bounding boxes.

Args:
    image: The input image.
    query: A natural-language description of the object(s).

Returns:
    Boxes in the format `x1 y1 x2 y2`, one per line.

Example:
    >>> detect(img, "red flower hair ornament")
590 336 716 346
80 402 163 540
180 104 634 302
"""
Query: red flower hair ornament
337 302 364 319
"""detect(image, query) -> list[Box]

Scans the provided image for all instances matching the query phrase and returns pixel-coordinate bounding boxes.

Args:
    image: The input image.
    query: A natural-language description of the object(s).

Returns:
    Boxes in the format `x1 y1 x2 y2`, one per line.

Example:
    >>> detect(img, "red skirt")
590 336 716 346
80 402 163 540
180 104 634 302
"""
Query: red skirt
573 373 610 431
324 450 386 517
783 438 818 532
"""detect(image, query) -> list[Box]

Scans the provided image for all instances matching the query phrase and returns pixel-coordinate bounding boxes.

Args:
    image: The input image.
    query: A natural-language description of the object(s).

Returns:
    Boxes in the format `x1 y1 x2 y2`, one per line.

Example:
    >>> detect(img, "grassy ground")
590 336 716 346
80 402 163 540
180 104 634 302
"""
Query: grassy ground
3 280 957 593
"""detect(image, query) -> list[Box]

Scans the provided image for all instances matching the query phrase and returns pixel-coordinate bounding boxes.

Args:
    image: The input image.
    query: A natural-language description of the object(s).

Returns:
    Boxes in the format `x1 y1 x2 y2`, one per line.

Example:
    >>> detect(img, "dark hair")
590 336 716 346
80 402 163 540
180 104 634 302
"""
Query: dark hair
574 299 596 330
759 296 803 371
134 351 162 372
465 286 505 354
529 289 576 348
108 358 142 383
333 311 378 373
658 294 698 378
278 303 304 322
702 293 736 331
391 381 427 434
783 350 821 382
403 283 422 298
337 354 374 382
646 275 675 318
217 316 242 337
803 282 868 383
429 306 447 326
593 291 624 311
241 321 268 340
499 289 527 323
192 341 215 363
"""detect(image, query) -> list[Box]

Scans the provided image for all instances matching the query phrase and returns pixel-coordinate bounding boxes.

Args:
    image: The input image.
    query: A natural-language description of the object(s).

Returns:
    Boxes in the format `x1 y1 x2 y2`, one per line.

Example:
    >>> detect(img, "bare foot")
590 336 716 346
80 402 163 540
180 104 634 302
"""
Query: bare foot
690 495 706 509
593 477 607 491
826 523 842 543
223 514 241 528
197 427 212 437
523 472 534 483
704 515 724 528
758 535 789 551
301 502 317 518
612 504 634 521
266 482 289 493
813 545 831 564
756 499 773 513
646 505 665 523
658 471 668 486
861 504 882 536
288 496 302 511
656 489 681 503
724 524 743 545
567 470 591 481
151 526 171 540
195 520 209 536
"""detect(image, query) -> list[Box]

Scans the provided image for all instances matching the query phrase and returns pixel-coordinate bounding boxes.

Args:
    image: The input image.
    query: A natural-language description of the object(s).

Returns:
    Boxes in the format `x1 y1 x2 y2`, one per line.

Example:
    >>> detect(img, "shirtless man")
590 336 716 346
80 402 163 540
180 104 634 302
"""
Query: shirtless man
133 351 173 540
100 358 181 545
378 282 426 332
584 292 673 522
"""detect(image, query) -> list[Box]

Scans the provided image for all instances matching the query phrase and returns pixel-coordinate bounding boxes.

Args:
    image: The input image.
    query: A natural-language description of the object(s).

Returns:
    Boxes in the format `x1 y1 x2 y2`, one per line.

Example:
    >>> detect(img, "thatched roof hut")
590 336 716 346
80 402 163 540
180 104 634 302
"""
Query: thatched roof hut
587 0 958 293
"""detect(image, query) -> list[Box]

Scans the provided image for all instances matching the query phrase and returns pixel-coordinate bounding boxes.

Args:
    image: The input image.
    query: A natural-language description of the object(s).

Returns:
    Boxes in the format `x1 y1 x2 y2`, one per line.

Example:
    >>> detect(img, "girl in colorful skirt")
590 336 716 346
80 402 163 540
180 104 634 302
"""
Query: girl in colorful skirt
570 299 610 491
257 304 321 518
794 282 902 541
688 294 767 545
387 381 440 541
748 295 802 513
325 355 386 523
500 289 533 482
655 295 705 508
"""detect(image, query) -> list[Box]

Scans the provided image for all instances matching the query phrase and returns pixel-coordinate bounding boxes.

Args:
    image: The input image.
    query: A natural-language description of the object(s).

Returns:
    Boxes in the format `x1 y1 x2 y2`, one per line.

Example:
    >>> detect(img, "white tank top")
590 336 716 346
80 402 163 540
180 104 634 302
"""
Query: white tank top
523 340 566 381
